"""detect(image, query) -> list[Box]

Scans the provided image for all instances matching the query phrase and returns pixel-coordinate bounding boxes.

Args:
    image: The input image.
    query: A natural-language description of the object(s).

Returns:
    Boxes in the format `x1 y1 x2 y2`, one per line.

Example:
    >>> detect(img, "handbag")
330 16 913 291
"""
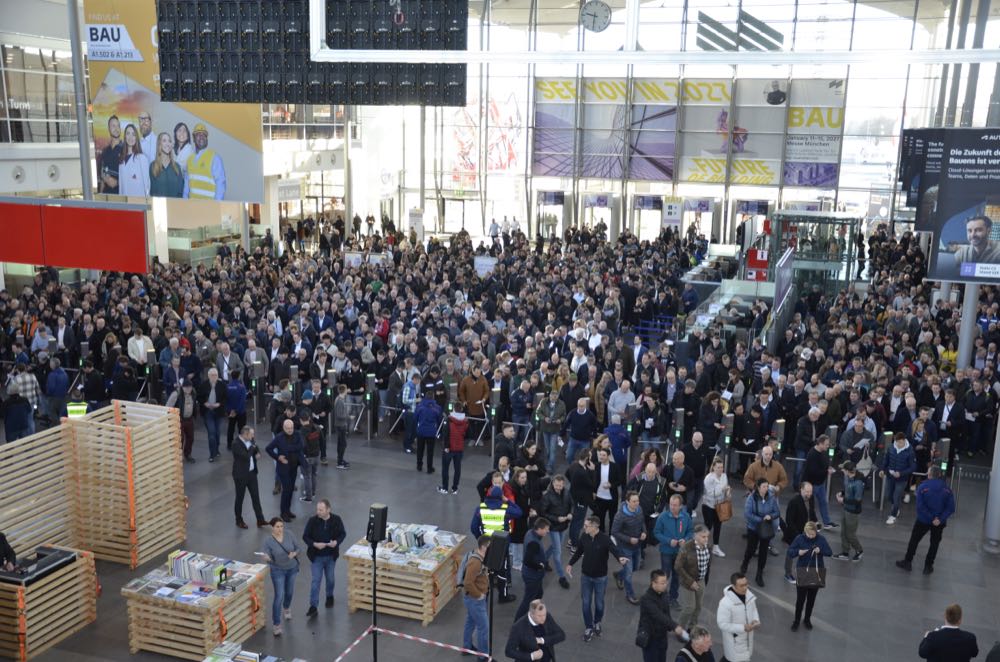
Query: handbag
753 498 775 540
635 627 650 648
855 447 874 477
795 552 827 589
715 499 733 523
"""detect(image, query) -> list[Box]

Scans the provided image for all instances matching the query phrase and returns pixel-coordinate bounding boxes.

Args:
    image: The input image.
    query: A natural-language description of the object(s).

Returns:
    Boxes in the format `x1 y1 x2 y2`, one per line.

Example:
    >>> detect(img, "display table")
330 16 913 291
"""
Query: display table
121 551 268 661
201 639 308 662
0 546 97 662
345 524 466 626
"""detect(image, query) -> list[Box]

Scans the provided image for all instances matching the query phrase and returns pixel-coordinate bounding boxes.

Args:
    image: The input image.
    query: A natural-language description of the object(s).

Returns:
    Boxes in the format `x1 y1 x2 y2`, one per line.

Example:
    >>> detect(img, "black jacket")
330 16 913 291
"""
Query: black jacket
591 461 625 503
662 464 697 503
504 613 566 661
538 485 573 532
566 461 597 507
302 513 347 561
638 586 680 645
918 627 978 662
0 533 15 567
802 447 831 486
197 379 228 416
566 530 622 578
231 437 262 480
783 494 817 544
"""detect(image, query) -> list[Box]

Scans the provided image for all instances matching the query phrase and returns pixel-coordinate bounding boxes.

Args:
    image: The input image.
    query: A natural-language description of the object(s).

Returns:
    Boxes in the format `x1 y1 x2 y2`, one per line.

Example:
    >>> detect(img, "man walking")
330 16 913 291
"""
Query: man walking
303 498 346 617
801 435 837 528
538 475 573 588
462 535 491 657
415 390 444 473
832 461 865 562
231 425 267 529
654 495 693 609
611 490 647 605
505 600 566 661
675 524 712 634
198 368 227 462
515 518 551 621
896 465 955 575
566 515 629 642
716 572 760 662
638 569 688 662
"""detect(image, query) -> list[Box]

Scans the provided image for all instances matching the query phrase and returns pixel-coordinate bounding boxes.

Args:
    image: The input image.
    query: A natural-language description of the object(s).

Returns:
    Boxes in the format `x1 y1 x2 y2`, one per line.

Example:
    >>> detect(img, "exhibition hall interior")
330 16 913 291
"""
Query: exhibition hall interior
1 0 1000 661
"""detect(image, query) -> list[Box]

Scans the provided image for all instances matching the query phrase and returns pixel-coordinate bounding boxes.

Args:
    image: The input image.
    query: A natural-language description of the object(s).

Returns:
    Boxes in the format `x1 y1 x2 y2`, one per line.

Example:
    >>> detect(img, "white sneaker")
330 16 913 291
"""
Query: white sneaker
283 608 292 621
712 545 726 558
903 493 911 504
886 516 896 525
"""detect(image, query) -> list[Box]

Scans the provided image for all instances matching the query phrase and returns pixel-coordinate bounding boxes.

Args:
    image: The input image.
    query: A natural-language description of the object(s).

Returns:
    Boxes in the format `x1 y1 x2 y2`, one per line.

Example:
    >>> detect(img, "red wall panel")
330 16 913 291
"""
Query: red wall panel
0 202 45 265
40 205 148 273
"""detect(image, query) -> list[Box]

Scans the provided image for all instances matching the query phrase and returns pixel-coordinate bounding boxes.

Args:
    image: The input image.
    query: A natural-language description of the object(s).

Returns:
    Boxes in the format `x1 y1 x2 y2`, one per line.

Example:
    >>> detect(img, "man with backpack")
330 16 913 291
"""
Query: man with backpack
460 535 491 657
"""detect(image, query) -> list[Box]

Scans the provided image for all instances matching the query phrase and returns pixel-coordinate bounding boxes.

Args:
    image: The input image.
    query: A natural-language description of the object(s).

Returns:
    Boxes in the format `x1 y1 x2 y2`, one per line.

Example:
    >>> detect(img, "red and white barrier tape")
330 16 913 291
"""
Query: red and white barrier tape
331 624 493 661
332 626 374 662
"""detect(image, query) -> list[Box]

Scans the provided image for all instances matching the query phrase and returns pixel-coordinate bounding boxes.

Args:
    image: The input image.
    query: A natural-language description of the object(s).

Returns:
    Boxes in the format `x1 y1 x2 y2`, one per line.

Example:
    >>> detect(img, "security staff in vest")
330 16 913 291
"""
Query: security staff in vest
66 386 88 420
471 485 523 604
183 123 227 200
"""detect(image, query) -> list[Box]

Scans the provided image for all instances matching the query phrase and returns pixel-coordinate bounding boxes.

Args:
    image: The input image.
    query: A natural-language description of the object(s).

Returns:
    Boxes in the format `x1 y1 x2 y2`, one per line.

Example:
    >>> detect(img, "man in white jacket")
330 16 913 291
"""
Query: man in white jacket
716 572 761 662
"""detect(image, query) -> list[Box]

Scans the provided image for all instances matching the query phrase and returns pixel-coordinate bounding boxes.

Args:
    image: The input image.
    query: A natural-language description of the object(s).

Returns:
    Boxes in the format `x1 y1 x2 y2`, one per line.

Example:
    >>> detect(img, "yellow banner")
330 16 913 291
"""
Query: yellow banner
84 0 263 202
535 78 733 105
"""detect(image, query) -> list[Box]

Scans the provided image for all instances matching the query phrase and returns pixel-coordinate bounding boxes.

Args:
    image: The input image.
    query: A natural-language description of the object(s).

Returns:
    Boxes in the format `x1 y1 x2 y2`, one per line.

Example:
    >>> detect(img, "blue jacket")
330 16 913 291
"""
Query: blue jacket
510 388 532 418
744 493 781 532
604 423 630 465
414 397 443 437
3 395 33 438
881 442 917 479
786 533 833 569
266 431 305 471
226 380 247 415
653 508 693 554
45 368 70 398
915 478 955 525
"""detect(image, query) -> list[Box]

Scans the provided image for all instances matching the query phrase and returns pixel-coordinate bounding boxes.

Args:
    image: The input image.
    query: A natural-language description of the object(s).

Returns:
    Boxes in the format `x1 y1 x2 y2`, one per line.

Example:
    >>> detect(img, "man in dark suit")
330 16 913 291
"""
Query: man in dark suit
590 447 624 531
505 599 566 661
919 603 978 662
232 425 268 529
933 389 965 472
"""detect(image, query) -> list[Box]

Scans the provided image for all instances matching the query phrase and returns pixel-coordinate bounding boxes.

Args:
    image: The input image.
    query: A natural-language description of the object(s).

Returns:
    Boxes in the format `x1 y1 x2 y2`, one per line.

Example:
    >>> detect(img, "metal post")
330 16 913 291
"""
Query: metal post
983 422 1000 554
344 106 354 225
956 284 980 369
67 0 94 199
945 0 974 126
419 106 426 217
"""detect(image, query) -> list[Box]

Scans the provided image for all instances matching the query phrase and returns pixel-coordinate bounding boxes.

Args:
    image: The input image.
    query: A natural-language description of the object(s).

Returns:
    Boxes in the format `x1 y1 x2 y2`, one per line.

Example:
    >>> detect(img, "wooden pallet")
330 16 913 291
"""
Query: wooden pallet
122 566 267 661
0 548 98 662
346 536 466 626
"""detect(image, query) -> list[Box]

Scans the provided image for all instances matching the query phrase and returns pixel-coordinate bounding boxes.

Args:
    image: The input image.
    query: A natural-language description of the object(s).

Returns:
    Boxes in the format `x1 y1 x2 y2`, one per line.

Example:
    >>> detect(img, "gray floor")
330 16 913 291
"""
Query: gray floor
28 419 1000 662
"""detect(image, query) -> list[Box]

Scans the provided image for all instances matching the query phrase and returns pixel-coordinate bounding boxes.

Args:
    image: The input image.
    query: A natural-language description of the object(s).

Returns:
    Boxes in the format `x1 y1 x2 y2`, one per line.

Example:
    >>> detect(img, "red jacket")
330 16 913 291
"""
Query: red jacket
447 413 470 452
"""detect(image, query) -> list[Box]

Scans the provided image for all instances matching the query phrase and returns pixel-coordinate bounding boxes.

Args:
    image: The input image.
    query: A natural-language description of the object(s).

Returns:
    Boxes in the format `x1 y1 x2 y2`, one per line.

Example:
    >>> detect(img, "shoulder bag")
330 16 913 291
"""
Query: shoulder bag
795 550 827 589
635 626 650 648
754 498 776 540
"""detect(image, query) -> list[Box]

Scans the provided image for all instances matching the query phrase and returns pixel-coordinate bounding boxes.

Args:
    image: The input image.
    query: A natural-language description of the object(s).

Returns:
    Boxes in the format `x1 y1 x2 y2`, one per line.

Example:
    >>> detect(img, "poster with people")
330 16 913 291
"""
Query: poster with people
920 129 1000 283
84 0 263 202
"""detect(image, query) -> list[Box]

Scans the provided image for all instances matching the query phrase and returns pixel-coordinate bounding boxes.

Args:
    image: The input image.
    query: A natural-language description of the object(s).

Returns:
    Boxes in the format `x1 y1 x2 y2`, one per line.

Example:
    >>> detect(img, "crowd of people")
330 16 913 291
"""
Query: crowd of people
0 217 997 661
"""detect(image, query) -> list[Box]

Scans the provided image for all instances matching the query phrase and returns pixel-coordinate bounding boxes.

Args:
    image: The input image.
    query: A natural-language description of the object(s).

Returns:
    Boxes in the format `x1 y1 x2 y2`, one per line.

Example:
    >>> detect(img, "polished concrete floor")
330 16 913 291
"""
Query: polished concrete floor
26 419 1000 662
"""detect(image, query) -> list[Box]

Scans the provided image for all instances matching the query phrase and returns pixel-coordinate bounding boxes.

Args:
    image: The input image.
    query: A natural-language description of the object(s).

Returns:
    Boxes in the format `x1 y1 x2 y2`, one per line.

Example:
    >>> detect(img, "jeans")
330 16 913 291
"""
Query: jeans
269 565 298 625
463 594 489 653
566 437 589 464
885 476 907 517
569 503 588 547
639 431 659 454
513 414 532 445
309 555 336 607
510 543 523 570
793 449 807 489
813 480 832 525
336 428 348 464
378 389 389 420
545 530 567 578
442 450 463 490
580 574 607 629
404 412 416 451
204 412 221 457
300 456 318 499
542 431 559 472
659 553 680 601
615 545 642 599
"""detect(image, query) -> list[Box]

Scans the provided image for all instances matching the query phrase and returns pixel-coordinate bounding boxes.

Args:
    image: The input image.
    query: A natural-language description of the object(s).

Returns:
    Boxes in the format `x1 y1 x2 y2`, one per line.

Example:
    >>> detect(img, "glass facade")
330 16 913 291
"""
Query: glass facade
0 44 80 143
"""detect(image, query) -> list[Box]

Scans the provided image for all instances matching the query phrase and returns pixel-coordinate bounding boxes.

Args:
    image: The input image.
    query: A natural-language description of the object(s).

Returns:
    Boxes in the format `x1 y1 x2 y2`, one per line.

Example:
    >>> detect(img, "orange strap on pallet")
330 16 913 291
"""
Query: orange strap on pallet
249 585 260 630
217 607 228 641
124 427 139 568
16 587 27 662
114 399 122 425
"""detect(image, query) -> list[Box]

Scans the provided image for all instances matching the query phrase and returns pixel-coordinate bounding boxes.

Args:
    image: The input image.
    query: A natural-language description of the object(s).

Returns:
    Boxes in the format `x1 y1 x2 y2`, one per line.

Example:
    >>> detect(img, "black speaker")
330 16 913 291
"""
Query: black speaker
484 530 509 572
366 503 388 543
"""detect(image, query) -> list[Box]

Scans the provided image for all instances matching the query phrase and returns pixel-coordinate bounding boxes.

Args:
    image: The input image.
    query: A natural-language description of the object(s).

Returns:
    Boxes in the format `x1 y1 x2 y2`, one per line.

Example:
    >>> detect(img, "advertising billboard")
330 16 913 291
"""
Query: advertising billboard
783 79 846 187
920 129 1000 283
84 0 264 202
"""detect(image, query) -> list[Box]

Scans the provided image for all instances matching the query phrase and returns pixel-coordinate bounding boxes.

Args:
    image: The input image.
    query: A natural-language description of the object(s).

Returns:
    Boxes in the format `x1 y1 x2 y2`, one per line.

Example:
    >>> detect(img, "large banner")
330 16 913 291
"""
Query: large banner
84 0 263 202
533 78 676 181
920 129 1000 283
783 79 846 187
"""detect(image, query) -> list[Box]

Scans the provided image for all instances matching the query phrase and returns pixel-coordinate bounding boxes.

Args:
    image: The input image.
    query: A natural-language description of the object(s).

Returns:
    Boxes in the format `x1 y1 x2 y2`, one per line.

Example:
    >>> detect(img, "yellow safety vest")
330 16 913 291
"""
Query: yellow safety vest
479 502 508 534
67 401 88 419
187 148 218 199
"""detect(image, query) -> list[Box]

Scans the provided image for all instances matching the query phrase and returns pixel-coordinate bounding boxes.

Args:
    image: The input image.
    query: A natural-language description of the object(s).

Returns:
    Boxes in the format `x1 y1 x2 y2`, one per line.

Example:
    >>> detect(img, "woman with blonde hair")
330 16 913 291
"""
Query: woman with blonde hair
149 132 184 198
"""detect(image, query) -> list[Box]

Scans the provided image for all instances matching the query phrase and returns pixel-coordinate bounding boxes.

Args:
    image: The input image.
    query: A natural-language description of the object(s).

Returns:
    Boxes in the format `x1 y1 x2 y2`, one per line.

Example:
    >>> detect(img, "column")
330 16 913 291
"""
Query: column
955 283 979 369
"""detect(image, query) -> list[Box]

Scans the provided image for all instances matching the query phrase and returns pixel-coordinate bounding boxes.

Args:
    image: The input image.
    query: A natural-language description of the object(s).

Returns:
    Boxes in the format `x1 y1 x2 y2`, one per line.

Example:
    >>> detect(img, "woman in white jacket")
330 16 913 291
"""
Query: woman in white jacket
702 458 731 557
118 123 150 197
716 574 761 662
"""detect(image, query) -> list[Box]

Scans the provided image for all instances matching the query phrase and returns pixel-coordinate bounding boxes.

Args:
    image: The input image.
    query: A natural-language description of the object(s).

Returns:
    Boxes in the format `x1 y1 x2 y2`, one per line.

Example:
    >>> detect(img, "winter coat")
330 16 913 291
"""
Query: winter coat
414 397 443 437
445 412 469 453
538 484 573 532
716 585 759 662
881 442 917 480
537 398 567 434
674 539 711 587
653 508 693 555
743 492 781 533
610 502 645 550
333 396 351 431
